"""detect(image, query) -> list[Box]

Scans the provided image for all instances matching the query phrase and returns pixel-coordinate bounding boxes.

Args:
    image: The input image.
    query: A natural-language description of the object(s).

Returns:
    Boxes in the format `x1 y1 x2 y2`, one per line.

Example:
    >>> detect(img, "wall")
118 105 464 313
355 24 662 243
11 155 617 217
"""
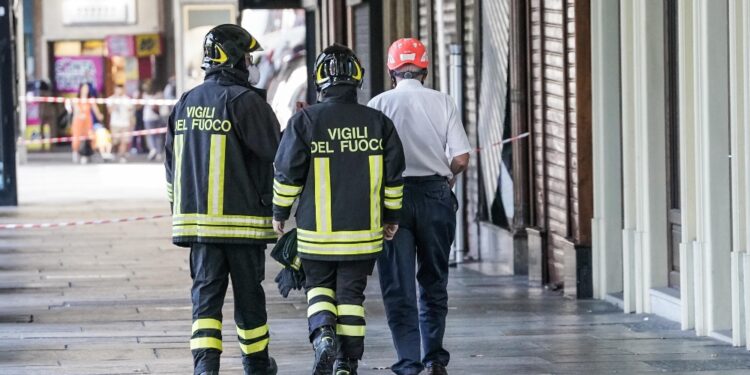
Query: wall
41 0 163 40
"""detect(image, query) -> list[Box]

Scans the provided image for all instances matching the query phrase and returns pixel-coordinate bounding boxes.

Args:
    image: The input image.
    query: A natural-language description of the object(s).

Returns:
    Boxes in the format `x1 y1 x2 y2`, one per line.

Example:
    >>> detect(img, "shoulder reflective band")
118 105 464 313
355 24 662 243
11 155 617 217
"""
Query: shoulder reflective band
207 134 227 216
369 155 383 230
173 135 185 215
314 158 333 232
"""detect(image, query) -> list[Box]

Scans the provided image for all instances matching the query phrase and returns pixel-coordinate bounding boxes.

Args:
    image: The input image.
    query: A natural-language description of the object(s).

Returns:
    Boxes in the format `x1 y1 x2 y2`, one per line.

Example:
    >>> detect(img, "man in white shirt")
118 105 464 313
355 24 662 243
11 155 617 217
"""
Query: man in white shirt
107 84 135 163
367 38 471 375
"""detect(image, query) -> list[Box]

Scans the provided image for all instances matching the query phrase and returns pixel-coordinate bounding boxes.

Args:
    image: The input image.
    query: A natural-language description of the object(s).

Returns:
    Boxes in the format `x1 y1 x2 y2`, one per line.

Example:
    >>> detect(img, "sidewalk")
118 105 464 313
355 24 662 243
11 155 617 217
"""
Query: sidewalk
1 160 749 374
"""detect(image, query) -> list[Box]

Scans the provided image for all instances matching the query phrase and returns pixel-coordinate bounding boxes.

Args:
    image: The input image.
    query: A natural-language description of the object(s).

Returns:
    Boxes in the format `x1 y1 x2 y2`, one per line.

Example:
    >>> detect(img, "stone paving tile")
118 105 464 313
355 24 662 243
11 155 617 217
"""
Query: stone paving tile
2 163 750 374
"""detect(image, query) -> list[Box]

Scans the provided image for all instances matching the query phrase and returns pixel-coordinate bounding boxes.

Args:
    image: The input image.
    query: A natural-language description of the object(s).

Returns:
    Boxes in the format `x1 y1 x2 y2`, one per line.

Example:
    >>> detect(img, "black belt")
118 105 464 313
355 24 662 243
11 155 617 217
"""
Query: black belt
403 175 448 184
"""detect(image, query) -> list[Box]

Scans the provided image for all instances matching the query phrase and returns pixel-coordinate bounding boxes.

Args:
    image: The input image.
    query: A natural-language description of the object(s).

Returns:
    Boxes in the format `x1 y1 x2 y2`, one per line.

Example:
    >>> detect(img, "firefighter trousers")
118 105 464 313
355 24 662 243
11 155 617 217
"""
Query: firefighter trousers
190 243 270 375
301 258 376 360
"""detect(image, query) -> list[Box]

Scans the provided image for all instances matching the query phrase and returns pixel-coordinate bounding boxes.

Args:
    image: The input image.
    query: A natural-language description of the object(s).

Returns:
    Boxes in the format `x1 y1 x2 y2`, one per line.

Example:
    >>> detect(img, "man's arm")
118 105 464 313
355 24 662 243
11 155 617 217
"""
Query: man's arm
448 153 470 187
272 112 311 234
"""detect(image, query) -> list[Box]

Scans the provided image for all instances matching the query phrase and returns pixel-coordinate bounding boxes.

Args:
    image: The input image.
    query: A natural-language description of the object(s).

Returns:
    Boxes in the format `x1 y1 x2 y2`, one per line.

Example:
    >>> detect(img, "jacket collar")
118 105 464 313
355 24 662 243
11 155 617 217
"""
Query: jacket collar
395 78 424 90
319 85 358 104
204 67 251 87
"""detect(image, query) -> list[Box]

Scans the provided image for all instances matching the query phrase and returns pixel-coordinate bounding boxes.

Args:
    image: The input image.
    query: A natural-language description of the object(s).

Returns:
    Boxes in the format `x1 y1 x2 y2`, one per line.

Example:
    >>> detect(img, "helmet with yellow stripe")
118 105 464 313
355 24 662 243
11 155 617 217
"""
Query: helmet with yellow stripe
201 24 263 71
313 44 364 92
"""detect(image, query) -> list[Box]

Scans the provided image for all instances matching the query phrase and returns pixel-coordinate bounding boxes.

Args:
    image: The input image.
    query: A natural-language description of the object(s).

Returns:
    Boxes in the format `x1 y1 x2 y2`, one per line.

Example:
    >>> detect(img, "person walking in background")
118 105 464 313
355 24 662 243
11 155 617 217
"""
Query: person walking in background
367 38 471 375
107 84 135 163
142 80 165 161
272 44 405 375
69 82 104 165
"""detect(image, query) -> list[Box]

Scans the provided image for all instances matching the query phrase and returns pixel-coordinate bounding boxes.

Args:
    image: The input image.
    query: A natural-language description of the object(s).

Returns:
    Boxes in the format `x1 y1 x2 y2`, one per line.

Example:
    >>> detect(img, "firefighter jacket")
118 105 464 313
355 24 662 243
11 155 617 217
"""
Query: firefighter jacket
165 68 281 247
273 86 406 261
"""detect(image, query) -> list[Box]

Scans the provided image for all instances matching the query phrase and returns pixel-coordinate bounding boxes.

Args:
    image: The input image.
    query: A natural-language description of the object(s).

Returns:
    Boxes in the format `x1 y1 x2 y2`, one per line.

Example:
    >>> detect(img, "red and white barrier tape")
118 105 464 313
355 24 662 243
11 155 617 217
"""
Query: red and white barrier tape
0 214 170 230
20 96 177 106
19 127 168 145
473 132 530 154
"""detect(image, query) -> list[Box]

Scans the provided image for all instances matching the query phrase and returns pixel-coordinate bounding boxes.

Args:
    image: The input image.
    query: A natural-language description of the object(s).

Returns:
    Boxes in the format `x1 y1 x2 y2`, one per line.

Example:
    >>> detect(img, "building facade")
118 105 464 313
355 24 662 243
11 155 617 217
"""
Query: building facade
591 0 750 350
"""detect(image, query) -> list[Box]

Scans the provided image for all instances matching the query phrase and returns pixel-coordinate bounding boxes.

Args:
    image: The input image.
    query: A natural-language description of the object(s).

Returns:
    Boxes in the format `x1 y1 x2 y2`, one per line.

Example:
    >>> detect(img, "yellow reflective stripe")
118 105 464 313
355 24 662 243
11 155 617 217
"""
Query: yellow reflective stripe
236 324 268 340
384 185 403 198
173 213 273 226
384 199 402 209
190 337 223 351
192 318 222 333
307 287 335 301
369 155 383 230
336 324 365 337
298 242 383 255
173 135 185 215
308 302 338 317
297 228 383 243
272 194 296 207
173 226 277 239
273 179 303 196
314 158 332 231
207 134 226 216
291 256 302 270
239 338 269 354
337 304 365 317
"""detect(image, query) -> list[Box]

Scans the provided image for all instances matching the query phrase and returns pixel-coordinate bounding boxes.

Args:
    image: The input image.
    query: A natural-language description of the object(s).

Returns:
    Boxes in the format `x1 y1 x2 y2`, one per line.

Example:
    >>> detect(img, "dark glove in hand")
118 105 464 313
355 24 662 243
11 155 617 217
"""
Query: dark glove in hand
275 268 296 298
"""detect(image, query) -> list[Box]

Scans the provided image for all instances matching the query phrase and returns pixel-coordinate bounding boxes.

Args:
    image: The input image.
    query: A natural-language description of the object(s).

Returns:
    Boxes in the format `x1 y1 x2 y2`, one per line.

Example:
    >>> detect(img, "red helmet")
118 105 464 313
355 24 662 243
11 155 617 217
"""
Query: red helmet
387 38 429 71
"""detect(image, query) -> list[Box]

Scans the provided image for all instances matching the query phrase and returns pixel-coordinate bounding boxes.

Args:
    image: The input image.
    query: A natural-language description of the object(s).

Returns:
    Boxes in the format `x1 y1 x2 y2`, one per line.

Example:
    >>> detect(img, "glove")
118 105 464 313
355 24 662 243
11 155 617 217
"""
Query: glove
274 268 297 298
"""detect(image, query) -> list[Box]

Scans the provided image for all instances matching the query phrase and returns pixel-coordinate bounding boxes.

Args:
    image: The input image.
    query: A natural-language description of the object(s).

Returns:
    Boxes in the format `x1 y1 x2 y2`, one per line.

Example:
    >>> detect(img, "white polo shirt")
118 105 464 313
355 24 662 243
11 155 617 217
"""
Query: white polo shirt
368 79 471 178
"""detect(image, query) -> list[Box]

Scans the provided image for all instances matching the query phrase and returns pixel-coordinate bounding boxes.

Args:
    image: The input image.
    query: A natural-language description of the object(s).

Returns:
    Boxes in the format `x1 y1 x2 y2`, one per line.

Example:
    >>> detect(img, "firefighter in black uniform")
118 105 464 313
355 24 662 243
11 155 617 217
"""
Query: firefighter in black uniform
165 24 280 375
272 44 406 375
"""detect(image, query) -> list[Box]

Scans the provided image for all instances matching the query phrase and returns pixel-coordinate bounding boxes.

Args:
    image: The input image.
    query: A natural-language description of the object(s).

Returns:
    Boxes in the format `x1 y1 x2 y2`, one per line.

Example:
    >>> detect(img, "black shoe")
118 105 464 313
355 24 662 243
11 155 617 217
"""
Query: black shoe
311 326 337 375
425 363 448 375
244 356 277 375
334 358 358 375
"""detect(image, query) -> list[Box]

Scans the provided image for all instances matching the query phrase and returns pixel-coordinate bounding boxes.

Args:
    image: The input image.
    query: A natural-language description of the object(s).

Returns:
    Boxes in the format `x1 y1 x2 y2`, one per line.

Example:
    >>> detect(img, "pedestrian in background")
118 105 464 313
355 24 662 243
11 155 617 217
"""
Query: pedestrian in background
142 80 164 161
165 24 280 375
367 38 471 375
107 84 135 163
272 44 405 375
69 82 104 165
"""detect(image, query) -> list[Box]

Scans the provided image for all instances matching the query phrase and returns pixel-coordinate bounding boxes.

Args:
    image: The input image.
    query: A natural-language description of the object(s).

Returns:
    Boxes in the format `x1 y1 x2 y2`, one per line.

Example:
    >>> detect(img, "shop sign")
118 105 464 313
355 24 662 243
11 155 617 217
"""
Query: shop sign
135 34 162 57
54 56 105 94
62 0 136 26
106 35 135 57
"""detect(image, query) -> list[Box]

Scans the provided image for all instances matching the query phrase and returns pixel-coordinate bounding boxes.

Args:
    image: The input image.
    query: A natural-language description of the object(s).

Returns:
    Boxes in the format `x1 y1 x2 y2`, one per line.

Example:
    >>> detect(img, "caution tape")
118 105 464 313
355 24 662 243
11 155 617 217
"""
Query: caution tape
18 127 168 145
0 214 170 230
473 132 530 154
20 96 178 106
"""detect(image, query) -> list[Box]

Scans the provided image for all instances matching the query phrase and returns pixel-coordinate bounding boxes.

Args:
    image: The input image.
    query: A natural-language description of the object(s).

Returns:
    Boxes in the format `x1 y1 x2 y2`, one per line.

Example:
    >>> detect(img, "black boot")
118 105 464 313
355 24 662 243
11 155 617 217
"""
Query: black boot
311 326 337 375
243 356 277 375
334 358 358 375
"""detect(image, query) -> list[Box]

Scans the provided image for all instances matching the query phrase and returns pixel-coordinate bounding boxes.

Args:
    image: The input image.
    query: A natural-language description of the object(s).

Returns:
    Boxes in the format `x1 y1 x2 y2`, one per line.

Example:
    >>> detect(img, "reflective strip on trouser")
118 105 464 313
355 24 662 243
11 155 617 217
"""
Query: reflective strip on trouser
307 287 337 318
206 134 227 216
237 323 270 355
337 304 366 337
173 135 185 215
369 155 383 230
314 158 333 231
191 318 223 351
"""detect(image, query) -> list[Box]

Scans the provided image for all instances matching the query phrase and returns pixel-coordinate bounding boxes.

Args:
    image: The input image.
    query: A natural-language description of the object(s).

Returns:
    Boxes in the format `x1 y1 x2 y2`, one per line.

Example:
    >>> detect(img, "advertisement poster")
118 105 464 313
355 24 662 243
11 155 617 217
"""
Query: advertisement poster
54 56 105 94
106 35 135 57
135 34 162 57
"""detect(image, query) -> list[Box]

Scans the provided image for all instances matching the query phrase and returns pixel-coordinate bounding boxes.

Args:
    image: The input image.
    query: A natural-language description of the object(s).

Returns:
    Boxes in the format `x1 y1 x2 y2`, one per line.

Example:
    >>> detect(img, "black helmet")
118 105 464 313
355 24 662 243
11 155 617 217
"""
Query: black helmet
313 44 364 92
202 24 263 71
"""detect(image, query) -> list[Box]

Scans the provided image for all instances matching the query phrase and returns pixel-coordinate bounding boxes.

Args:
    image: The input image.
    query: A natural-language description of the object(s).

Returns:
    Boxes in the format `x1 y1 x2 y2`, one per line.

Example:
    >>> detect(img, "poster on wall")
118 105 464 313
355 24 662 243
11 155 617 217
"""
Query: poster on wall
135 34 162 57
53 56 105 94
106 35 135 57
